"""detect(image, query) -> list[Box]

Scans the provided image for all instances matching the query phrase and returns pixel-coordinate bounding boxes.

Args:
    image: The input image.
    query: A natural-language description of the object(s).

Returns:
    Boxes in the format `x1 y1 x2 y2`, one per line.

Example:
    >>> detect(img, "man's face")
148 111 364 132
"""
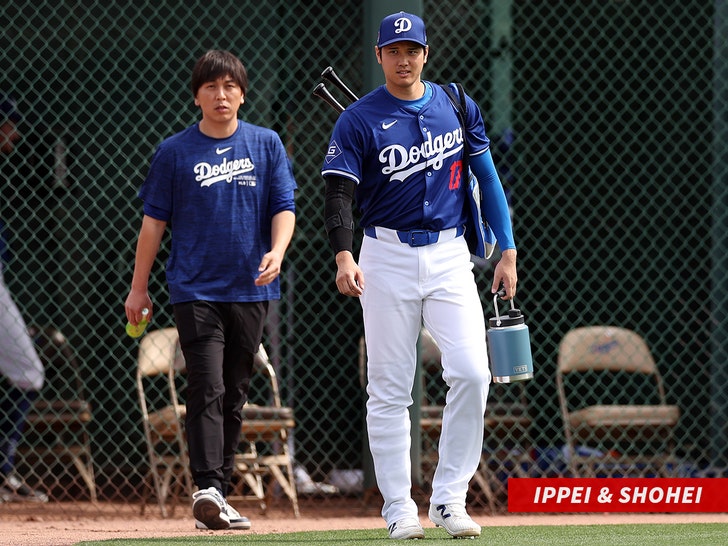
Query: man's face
194 75 244 124
377 41 428 91
0 120 20 155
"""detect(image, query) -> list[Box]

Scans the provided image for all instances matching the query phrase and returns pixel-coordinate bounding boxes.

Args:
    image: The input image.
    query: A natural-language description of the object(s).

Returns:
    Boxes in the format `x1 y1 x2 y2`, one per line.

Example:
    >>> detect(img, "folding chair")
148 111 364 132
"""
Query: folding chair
230 344 299 517
135 327 191 517
557 325 680 477
20 325 96 502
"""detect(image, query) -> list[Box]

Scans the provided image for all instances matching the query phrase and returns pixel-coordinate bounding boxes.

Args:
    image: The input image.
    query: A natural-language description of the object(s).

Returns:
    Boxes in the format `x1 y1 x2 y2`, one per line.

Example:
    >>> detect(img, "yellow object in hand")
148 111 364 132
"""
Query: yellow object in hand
126 308 149 338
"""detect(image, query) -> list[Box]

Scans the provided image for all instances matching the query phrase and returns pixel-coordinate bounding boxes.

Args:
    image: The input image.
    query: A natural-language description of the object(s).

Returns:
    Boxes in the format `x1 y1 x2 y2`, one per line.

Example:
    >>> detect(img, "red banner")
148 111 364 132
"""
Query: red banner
508 478 728 512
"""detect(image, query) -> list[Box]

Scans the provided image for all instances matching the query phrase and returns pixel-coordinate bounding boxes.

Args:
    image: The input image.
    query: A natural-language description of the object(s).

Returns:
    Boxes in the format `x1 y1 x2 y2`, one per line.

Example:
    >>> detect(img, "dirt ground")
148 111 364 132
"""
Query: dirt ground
2 500 728 546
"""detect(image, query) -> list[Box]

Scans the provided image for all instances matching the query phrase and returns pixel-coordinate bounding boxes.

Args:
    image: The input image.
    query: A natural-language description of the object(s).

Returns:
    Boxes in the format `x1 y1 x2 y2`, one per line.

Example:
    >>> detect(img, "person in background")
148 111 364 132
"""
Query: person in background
0 91 49 503
321 12 517 539
124 50 297 531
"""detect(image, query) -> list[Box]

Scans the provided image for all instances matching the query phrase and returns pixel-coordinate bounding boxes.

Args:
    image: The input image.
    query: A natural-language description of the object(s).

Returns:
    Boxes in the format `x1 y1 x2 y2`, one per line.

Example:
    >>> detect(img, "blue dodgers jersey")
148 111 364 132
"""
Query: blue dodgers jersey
321 82 490 231
140 120 297 304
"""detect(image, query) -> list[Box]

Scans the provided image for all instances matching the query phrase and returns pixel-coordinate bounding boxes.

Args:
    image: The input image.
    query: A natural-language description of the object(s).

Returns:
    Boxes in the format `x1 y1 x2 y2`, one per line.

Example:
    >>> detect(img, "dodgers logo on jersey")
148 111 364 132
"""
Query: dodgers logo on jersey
325 140 343 164
379 126 464 183
195 156 255 187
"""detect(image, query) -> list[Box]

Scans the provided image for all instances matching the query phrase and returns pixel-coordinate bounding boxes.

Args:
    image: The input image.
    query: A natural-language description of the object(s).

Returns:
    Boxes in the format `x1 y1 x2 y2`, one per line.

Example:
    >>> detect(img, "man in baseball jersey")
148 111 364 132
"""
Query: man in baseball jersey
125 50 297 530
321 12 517 539
0 92 49 503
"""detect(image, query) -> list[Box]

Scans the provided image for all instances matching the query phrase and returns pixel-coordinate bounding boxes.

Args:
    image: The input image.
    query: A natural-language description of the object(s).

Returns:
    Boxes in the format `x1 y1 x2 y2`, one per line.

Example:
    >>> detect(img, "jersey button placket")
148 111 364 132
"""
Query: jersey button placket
421 119 434 222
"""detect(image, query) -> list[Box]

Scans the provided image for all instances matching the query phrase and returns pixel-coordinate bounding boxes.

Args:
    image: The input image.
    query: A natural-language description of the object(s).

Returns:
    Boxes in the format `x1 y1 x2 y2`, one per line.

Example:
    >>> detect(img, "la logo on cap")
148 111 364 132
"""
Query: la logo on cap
394 17 413 34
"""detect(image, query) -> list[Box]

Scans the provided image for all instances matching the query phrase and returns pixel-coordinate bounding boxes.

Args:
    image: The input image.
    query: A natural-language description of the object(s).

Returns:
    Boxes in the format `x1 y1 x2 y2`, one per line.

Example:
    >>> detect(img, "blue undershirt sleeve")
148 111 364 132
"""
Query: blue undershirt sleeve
469 149 516 251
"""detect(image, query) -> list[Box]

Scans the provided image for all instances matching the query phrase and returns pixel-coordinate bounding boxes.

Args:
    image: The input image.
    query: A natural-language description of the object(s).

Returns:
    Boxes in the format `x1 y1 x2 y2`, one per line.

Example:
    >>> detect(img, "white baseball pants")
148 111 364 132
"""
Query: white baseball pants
359 227 490 525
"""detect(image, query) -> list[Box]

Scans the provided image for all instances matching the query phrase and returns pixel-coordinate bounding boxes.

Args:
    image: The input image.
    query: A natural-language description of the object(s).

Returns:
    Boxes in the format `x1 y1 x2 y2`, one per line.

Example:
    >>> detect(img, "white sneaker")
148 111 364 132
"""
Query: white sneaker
387 517 425 539
428 504 481 538
192 487 230 530
221 502 252 530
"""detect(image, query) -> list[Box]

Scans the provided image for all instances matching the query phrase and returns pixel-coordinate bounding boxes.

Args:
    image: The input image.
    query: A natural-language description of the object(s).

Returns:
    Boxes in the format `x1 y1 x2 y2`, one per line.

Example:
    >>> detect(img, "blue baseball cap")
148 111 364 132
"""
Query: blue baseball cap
377 12 427 48
0 92 21 124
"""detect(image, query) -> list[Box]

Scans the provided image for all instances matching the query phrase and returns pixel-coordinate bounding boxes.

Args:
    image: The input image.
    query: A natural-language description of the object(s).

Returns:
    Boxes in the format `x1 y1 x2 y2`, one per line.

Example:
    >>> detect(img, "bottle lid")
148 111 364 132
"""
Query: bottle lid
489 309 525 327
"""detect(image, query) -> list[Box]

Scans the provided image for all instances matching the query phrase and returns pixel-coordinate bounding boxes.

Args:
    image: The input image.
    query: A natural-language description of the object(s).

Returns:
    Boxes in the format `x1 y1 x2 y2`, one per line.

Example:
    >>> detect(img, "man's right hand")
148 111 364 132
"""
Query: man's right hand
335 251 365 297
125 290 153 325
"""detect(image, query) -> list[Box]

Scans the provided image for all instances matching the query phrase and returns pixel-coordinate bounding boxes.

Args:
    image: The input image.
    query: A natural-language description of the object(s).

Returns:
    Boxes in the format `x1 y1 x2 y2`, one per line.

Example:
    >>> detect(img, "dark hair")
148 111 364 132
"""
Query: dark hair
190 50 248 97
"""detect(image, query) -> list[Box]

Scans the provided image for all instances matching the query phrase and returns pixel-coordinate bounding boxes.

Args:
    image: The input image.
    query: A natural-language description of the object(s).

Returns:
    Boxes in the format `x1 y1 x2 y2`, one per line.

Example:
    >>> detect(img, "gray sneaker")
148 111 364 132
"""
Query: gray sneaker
387 517 425 539
428 503 481 538
1 473 49 503
196 500 251 530
192 487 230 530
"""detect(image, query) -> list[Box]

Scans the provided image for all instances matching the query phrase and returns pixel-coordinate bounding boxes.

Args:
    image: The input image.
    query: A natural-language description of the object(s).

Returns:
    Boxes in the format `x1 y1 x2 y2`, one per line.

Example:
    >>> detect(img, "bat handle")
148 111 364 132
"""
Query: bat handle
321 66 359 103
312 83 345 113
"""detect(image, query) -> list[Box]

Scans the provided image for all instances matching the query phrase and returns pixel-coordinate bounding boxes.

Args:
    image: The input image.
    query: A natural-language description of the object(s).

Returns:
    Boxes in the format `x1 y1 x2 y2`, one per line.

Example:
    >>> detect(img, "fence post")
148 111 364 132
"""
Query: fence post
711 0 728 470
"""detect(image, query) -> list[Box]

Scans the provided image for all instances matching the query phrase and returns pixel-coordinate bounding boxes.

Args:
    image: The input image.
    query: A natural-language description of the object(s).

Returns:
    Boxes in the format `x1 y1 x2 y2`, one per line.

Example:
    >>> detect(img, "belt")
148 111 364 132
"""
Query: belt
363 225 465 247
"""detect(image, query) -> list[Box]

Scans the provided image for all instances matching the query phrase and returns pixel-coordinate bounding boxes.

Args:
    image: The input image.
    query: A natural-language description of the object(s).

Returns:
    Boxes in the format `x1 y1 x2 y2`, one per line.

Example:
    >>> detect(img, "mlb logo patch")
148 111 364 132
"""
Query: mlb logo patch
325 140 342 163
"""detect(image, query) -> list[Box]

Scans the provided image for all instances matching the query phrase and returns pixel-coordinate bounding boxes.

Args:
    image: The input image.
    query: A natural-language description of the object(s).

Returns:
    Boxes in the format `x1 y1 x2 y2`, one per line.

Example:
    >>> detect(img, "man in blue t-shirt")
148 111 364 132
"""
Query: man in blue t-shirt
125 50 296 531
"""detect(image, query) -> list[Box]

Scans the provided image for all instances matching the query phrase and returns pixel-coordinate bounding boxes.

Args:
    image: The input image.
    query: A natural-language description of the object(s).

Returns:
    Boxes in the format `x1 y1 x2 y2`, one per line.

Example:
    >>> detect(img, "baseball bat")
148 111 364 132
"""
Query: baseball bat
321 66 360 103
312 82 346 114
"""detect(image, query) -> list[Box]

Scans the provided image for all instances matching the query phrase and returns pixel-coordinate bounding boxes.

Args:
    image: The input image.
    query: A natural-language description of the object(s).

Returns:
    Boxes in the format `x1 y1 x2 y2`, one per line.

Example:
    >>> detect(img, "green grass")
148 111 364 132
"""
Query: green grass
76 523 728 546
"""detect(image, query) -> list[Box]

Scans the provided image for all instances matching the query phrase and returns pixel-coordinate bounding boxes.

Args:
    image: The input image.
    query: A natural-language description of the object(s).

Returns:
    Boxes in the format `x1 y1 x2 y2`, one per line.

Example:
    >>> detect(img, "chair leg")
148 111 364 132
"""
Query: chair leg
140 469 151 516
232 457 267 513
169 467 187 517
268 462 300 517
160 465 176 516
151 462 170 518
472 455 497 513
70 450 97 502
284 461 300 518
244 463 266 504
242 472 265 501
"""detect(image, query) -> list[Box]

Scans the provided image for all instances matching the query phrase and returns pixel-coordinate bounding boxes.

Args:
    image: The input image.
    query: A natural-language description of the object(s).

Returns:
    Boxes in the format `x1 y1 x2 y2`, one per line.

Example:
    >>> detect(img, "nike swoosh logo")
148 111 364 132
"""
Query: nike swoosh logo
216 147 232 155
381 120 397 130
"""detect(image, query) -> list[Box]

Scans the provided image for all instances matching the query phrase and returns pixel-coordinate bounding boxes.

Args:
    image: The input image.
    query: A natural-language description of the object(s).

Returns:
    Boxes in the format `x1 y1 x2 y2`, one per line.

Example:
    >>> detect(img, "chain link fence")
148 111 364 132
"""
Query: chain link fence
1 0 724 516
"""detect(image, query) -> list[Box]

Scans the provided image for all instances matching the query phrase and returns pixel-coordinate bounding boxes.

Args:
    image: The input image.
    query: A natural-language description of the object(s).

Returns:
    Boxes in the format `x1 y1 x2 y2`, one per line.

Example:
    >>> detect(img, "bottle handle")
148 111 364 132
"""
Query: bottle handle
492 288 515 327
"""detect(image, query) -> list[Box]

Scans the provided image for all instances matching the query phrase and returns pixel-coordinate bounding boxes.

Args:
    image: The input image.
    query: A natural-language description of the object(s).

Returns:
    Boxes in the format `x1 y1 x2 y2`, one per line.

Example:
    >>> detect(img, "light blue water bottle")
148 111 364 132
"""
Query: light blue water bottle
487 292 534 383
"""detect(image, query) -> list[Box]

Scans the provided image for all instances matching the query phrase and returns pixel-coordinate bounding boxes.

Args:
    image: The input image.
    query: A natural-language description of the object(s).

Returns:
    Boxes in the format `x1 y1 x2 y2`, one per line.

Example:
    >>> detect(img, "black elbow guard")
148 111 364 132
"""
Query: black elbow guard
325 209 354 234
324 176 356 253
325 208 355 254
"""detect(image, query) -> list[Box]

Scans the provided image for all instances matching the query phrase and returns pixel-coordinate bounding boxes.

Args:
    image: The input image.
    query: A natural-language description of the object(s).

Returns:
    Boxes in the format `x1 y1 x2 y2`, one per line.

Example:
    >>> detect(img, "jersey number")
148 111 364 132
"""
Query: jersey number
449 160 464 190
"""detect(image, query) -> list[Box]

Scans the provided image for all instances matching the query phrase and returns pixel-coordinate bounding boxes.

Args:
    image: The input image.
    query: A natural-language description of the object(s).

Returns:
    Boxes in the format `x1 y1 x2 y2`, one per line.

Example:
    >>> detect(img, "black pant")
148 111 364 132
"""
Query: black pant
0 376 37 476
173 300 268 496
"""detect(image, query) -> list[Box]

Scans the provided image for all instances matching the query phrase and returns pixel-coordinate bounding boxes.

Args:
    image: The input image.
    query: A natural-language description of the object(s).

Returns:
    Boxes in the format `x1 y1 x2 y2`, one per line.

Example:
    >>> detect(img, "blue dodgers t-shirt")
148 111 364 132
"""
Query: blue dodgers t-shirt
140 120 296 304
